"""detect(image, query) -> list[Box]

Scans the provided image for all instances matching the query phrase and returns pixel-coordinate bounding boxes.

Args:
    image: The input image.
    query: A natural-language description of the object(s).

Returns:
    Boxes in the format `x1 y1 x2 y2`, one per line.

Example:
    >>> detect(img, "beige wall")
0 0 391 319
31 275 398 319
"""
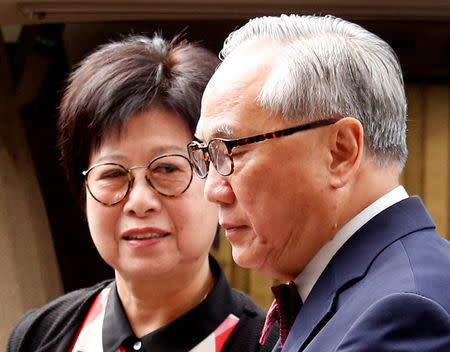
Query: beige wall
0 33 63 350
403 84 449 238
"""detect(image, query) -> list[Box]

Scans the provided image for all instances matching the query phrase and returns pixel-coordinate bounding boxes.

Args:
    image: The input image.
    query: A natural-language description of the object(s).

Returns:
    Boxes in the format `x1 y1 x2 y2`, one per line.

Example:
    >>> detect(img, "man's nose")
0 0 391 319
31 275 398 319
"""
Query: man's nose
123 170 162 216
204 165 235 205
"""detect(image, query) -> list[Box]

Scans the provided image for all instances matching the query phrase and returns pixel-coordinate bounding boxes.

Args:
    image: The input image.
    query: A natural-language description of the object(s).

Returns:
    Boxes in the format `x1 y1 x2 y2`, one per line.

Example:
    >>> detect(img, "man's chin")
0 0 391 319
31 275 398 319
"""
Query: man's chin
231 246 266 271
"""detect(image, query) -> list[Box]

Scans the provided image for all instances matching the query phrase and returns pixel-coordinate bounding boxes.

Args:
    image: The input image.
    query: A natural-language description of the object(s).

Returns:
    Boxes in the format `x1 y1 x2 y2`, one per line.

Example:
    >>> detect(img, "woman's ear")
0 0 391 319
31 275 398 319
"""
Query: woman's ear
328 117 364 189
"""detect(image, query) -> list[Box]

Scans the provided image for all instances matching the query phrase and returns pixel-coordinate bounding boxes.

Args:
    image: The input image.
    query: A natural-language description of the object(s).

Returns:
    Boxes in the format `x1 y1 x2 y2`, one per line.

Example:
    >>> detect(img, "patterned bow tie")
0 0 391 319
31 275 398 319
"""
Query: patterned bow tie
259 280 303 348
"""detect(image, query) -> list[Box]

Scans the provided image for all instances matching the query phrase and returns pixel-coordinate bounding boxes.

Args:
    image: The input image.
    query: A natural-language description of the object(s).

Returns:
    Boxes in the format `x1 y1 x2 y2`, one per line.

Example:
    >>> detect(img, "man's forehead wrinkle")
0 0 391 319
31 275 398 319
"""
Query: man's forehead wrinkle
197 91 241 141
196 40 278 143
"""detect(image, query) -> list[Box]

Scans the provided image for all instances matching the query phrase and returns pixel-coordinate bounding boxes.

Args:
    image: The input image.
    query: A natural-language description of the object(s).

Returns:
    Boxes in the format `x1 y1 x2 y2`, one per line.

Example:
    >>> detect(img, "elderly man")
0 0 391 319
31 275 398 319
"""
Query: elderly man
188 14 450 352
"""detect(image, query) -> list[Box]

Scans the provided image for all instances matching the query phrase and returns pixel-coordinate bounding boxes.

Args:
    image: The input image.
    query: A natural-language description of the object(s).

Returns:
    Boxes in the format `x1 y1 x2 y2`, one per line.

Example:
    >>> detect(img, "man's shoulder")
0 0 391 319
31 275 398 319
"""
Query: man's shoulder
336 292 450 352
317 219 450 350
351 225 450 304
397 228 450 306
7 279 113 352
346 196 449 302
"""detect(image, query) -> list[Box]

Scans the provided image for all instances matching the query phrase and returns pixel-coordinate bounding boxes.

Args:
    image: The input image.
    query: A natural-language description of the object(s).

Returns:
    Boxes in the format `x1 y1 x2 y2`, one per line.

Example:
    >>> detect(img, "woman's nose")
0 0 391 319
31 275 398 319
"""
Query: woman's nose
123 170 162 216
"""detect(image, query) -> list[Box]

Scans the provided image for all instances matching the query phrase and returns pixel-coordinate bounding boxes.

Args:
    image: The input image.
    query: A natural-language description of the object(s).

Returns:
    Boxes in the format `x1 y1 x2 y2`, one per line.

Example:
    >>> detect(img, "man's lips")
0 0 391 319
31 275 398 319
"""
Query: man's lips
121 227 169 240
220 223 247 233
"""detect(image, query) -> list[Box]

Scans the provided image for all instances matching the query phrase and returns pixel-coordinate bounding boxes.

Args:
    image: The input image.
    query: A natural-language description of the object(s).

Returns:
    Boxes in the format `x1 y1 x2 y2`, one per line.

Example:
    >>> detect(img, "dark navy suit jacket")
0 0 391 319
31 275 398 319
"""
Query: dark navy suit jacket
278 196 450 351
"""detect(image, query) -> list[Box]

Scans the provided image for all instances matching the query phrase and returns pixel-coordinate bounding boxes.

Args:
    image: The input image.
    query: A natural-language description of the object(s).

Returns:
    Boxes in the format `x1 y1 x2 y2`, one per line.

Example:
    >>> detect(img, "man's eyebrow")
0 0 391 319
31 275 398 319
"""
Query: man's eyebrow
196 125 235 142
215 125 235 139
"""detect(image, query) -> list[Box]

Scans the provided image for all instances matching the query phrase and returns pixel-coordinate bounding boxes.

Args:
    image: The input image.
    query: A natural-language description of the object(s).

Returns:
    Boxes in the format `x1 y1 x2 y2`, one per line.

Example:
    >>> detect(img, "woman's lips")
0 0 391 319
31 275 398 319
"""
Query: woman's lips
123 232 168 240
121 227 170 247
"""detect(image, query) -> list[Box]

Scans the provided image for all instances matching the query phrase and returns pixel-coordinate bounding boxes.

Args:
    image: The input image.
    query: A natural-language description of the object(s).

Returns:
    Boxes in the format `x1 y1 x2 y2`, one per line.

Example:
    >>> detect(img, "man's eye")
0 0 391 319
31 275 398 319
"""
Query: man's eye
229 146 247 158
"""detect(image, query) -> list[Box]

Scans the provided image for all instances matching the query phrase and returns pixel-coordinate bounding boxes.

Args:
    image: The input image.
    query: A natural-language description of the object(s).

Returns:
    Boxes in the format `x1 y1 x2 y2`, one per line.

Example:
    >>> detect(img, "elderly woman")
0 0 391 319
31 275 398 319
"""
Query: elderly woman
7 34 277 352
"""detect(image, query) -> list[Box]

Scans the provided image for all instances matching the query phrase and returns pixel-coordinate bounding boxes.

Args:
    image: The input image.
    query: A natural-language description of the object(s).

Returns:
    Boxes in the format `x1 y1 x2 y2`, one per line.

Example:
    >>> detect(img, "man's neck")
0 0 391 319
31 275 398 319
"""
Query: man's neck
295 185 408 302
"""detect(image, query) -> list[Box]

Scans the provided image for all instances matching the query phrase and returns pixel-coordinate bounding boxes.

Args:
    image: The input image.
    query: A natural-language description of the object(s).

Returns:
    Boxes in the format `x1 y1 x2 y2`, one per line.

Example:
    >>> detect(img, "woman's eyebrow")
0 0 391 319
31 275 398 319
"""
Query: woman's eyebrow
150 145 187 155
92 145 188 164
93 154 126 164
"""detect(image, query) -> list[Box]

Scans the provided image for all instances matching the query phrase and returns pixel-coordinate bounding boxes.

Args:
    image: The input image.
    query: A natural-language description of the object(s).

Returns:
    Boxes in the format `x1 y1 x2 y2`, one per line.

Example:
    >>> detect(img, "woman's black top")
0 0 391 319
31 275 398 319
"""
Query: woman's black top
7 256 278 352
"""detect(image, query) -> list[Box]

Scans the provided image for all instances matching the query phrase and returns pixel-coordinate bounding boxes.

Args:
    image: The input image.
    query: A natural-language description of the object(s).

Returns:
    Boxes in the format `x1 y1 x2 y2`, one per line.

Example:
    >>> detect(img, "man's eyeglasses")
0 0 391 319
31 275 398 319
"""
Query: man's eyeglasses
187 119 339 179
82 154 193 205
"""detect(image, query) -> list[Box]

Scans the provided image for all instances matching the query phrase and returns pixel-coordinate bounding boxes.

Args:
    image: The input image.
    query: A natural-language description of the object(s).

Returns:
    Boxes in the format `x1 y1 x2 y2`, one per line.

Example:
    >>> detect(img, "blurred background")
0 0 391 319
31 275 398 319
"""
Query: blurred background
1 0 448 348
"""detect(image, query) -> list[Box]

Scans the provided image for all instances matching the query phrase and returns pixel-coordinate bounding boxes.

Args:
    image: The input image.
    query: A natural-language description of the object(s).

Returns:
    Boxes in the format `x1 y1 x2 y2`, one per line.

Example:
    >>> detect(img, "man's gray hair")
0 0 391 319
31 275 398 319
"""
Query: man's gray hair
220 14 408 168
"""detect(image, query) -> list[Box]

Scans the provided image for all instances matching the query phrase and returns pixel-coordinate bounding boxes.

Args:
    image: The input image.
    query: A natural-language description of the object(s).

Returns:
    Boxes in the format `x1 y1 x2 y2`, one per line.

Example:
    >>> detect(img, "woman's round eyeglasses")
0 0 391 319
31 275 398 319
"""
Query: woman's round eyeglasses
82 154 193 206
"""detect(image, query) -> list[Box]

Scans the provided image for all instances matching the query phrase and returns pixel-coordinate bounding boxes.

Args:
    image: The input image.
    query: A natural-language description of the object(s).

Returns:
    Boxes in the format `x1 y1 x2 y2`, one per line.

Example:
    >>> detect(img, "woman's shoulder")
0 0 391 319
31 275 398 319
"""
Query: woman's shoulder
230 287 267 318
7 279 113 352
227 288 278 352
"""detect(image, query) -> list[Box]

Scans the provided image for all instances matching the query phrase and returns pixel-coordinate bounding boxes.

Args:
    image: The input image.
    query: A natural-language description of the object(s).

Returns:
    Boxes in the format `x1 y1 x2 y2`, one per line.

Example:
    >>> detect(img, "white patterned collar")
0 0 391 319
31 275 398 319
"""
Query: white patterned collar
294 185 409 302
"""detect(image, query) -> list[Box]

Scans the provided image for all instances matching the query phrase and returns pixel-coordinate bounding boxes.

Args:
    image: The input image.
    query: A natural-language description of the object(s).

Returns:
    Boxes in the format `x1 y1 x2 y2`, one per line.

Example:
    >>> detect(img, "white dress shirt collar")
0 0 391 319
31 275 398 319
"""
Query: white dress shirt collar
294 186 409 302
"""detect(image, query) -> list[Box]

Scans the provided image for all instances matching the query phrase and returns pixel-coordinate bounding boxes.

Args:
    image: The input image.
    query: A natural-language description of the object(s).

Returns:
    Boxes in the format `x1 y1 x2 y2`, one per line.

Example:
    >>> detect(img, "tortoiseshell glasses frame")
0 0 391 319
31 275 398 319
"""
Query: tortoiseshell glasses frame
187 118 340 179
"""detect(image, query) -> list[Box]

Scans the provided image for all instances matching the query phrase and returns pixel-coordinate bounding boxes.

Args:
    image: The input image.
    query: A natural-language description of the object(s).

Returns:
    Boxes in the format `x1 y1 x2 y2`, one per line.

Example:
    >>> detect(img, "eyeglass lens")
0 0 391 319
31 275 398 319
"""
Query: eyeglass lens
188 140 233 179
209 140 233 176
85 155 192 205
188 145 209 178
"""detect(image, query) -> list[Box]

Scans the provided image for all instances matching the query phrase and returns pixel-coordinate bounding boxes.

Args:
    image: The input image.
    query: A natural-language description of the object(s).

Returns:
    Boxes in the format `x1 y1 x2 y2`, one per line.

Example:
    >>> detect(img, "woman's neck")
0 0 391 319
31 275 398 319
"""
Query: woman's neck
115 257 215 338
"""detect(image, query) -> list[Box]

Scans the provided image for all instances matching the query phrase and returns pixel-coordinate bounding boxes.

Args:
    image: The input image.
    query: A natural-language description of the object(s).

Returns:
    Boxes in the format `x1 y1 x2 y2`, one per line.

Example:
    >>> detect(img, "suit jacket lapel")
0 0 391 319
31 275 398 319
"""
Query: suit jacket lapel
281 196 435 352
281 267 336 351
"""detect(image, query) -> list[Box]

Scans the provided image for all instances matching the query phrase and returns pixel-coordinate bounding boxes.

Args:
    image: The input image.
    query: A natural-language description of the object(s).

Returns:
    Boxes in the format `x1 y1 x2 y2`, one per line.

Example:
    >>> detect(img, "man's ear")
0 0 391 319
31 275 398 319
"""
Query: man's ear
328 117 363 189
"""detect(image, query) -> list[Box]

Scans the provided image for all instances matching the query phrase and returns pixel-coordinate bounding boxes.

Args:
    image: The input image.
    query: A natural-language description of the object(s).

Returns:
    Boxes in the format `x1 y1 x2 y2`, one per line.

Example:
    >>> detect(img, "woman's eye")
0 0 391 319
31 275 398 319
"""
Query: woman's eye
154 164 179 174
99 168 127 179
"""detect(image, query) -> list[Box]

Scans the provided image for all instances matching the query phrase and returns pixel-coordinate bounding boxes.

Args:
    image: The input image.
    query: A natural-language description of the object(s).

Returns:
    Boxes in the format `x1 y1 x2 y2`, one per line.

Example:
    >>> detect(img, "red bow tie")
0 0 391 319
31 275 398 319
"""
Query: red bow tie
259 280 303 348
